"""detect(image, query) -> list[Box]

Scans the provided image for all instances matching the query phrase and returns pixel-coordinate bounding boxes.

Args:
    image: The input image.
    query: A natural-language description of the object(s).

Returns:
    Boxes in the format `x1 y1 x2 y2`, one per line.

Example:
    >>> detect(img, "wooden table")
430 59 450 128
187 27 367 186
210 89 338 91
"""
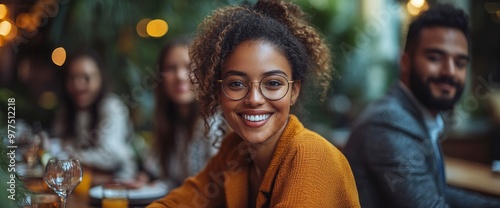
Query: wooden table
22 176 94 208
67 194 94 208
445 156 500 196
23 175 153 208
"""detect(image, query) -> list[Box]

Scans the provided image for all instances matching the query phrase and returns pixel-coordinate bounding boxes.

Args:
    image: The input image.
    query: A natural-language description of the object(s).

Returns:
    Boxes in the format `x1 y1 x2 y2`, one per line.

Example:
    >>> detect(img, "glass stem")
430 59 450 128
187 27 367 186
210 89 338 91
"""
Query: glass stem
60 196 67 208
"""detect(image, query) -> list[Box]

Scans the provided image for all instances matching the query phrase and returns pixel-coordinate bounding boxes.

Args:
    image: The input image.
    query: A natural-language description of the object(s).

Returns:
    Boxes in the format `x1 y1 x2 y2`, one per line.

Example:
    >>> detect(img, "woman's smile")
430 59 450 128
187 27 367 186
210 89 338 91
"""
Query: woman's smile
238 109 274 128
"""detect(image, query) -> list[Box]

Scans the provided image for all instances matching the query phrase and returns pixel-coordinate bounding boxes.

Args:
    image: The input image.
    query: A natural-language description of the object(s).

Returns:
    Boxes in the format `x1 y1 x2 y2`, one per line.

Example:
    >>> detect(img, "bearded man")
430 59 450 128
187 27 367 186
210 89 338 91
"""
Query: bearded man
344 4 500 208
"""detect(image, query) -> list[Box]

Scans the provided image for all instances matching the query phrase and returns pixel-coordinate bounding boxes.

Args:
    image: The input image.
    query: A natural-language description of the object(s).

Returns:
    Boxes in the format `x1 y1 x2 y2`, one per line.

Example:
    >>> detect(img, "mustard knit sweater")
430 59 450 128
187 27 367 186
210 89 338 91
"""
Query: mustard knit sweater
147 115 360 208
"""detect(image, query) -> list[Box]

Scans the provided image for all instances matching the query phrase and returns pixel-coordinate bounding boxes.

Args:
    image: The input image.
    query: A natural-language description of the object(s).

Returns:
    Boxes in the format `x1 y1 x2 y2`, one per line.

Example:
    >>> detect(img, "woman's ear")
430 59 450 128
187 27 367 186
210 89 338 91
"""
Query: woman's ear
290 80 301 106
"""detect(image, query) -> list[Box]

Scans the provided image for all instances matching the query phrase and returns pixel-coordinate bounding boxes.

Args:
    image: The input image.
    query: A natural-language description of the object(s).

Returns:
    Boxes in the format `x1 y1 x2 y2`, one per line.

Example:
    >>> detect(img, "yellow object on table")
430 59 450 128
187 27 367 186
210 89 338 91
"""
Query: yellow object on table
101 183 129 208
74 168 92 196
102 198 129 208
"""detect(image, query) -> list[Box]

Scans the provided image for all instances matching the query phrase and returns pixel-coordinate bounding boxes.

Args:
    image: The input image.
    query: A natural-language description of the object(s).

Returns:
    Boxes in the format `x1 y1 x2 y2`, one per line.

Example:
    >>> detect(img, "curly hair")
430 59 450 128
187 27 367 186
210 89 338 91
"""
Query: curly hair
189 0 333 134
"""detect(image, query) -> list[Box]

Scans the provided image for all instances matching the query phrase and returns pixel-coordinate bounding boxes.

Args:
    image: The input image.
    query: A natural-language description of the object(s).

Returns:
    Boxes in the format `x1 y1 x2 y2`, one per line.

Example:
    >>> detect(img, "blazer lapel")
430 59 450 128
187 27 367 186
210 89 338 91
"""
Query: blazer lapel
394 83 447 195
392 84 429 139
435 142 447 195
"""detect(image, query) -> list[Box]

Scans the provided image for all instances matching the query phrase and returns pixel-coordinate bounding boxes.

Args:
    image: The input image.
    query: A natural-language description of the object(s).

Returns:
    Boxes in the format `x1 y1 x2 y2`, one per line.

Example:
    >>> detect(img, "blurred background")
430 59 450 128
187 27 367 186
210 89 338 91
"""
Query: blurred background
0 0 499 163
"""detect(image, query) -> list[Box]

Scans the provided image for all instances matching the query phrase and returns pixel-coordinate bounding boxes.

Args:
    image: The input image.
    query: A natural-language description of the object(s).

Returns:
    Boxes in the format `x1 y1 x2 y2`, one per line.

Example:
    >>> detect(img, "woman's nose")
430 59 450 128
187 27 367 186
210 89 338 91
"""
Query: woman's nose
244 82 265 106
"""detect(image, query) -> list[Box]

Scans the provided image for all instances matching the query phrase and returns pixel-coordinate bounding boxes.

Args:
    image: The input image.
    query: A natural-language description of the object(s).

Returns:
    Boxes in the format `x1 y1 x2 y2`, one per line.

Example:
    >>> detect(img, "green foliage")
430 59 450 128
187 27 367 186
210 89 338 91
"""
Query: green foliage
47 0 255 129
17 0 397 131
0 141 29 207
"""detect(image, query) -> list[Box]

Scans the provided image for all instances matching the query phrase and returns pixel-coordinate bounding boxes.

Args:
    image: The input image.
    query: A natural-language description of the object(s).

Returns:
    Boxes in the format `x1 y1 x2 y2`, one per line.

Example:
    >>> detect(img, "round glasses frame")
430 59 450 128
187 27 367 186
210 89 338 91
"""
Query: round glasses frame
217 75 295 101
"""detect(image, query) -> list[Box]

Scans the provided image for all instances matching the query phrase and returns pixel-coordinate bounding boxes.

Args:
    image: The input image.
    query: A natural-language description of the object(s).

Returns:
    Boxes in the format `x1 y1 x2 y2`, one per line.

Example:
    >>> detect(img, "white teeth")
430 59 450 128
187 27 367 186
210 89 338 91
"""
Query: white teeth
243 114 270 122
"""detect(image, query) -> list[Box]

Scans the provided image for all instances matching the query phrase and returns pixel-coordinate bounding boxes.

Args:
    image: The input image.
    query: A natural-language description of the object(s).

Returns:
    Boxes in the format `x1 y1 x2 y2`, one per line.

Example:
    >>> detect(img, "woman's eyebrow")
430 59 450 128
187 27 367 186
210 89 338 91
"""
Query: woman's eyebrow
263 70 288 77
222 69 289 78
222 70 247 78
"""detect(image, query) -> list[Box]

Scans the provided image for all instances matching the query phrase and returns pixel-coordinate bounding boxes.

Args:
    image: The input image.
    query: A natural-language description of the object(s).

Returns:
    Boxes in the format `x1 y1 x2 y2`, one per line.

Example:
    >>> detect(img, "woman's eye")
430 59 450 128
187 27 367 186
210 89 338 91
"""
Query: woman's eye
227 81 246 88
265 80 284 88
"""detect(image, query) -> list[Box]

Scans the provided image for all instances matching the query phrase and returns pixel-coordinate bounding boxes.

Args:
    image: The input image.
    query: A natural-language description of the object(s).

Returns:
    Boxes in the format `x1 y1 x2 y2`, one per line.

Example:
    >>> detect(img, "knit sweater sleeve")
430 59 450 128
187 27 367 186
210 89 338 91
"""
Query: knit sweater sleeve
270 131 361 208
146 135 239 208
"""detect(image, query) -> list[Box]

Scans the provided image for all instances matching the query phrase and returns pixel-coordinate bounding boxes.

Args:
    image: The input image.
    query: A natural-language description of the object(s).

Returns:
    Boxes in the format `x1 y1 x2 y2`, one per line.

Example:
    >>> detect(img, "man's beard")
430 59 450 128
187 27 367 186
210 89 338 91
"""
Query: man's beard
409 66 464 111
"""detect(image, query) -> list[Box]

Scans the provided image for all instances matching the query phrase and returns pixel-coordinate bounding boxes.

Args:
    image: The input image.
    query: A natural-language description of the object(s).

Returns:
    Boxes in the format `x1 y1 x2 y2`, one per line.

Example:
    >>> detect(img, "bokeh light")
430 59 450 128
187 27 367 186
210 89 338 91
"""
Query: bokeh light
39 91 58 109
136 18 150 38
52 47 67 66
409 0 425 9
4 23 17 40
30 12 44 28
407 1 428 16
146 19 168 38
16 13 31 28
0 20 12 36
0 4 7 19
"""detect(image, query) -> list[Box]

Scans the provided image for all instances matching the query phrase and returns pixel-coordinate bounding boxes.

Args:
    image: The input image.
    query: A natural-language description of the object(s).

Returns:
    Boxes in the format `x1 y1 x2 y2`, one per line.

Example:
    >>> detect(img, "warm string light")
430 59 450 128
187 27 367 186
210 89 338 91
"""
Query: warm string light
136 18 150 38
0 20 11 36
0 0 62 48
407 0 428 16
0 4 7 19
16 13 31 29
136 18 169 38
52 47 66 66
409 0 425 9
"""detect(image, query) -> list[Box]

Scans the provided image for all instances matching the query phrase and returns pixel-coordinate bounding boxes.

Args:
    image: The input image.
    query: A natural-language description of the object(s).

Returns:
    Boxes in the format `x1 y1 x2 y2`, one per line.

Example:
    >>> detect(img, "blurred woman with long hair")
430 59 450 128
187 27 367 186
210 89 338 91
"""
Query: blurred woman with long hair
141 38 223 188
52 50 136 179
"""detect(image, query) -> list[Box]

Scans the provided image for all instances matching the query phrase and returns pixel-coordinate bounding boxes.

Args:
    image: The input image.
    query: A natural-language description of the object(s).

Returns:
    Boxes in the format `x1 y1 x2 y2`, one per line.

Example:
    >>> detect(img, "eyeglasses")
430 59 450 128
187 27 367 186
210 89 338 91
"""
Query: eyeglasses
217 75 294 101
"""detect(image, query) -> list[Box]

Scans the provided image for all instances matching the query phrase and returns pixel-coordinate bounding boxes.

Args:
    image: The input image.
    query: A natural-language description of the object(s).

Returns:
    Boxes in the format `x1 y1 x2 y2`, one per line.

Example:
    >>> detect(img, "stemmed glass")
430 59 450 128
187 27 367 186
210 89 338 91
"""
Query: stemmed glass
43 158 82 208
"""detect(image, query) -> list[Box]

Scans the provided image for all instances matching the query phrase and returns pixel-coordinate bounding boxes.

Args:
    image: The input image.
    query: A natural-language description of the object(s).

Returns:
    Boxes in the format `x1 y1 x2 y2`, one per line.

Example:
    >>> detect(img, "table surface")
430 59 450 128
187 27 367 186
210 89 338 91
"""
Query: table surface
23 156 500 207
445 156 500 196
25 189 148 208
23 175 157 208
22 177 93 208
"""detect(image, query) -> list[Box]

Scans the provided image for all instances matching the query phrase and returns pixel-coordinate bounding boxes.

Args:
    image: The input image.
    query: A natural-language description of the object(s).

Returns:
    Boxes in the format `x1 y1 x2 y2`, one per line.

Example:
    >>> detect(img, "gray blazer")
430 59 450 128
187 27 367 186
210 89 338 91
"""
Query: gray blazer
344 84 500 208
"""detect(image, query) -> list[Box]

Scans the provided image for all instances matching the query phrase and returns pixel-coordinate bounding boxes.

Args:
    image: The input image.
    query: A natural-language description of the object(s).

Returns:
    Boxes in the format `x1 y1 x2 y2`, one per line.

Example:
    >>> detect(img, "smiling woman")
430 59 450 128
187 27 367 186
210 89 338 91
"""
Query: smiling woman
147 0 360 207
219 41 299 145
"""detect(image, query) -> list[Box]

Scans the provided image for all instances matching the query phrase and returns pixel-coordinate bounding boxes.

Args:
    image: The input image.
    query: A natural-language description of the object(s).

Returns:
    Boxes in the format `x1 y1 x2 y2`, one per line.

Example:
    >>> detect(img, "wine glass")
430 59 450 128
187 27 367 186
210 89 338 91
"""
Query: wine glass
43 158 82 208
